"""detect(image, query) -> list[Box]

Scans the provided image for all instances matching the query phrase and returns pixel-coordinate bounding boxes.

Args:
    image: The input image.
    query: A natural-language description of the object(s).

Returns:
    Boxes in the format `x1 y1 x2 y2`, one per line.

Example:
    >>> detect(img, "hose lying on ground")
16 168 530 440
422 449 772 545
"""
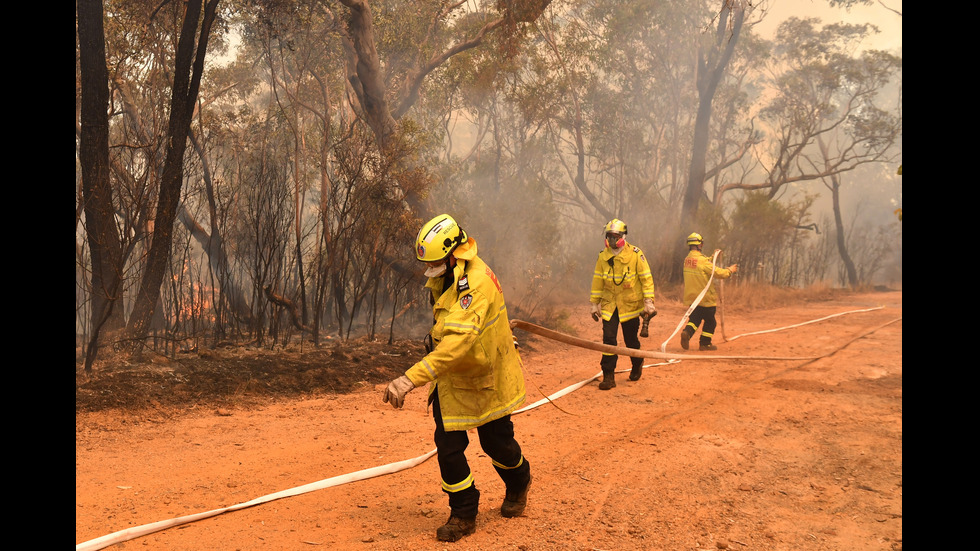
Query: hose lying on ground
509 319 818 361
724 306 884 341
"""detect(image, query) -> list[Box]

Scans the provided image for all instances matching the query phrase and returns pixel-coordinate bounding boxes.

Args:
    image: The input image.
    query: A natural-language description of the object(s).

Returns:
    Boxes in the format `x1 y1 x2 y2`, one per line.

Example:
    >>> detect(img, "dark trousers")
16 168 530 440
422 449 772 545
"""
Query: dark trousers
687 305 718 344
432 391 531 518
600 308 642 372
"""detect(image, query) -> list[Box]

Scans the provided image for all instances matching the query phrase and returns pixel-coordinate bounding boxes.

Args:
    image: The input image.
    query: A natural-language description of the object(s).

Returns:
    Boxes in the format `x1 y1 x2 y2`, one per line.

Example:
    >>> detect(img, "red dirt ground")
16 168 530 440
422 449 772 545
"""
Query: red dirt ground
76 290 902 551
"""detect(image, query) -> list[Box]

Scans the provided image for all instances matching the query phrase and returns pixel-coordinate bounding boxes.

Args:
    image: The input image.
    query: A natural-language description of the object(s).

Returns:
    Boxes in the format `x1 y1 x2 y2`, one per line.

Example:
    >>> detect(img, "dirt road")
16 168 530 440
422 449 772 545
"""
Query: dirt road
76 290 902 551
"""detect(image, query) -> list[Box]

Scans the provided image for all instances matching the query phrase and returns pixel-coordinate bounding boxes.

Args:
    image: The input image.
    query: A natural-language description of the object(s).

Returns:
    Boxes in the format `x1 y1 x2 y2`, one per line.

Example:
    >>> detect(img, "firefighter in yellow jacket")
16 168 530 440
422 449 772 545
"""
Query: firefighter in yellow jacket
589 219 656 390
382 214 531 543
680 232 738 351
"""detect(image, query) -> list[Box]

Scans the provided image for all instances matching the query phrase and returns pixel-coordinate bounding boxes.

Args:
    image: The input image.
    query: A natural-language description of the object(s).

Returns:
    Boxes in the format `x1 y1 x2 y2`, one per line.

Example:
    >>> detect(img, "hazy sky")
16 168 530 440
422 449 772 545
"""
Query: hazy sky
754 0 903 52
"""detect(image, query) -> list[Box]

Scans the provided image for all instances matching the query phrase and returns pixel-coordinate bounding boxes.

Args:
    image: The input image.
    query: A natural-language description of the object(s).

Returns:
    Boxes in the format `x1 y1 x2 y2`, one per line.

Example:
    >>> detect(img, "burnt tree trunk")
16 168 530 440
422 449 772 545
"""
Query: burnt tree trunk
127 0 221 352
77 0 125 371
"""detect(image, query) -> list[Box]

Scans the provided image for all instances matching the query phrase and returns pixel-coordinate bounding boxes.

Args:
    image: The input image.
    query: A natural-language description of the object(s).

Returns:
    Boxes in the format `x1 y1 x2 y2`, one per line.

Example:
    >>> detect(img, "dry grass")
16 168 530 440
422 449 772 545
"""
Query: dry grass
718 281 849 313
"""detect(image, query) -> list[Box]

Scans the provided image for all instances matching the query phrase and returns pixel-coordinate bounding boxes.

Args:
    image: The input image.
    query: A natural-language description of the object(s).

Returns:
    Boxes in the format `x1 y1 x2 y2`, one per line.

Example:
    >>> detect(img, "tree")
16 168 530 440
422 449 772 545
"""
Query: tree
77 0 124 372
829 0 902 16
766 19 901 287
675 0 749 282
126 0 222 352
333 0 554 212
76 0 901 360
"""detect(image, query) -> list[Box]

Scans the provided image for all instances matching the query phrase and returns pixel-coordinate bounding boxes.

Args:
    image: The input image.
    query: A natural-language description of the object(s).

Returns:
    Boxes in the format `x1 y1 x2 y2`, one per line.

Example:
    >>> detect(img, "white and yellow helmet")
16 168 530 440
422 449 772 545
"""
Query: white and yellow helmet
604 219 628 235
415 214 467 262
686 232 703 246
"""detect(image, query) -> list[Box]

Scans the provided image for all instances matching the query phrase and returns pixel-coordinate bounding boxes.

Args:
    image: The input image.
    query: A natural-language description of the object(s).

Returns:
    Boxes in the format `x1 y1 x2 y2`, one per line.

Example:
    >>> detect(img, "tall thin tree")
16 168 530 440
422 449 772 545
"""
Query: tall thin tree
127 0 221 351
676 0 748 282
77 0 124 371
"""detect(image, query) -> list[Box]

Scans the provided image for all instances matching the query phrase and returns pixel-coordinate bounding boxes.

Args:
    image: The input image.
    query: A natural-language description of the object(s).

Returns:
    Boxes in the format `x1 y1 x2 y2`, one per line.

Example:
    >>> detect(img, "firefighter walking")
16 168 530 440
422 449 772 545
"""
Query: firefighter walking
680 232 738 351
589 219 657 390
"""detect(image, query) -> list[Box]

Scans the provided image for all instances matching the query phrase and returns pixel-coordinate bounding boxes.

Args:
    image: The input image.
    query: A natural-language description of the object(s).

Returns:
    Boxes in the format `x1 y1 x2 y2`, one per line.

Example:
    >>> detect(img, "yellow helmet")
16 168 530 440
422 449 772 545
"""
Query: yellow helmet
415 214 467 262
686 232 703 246
603 219 628 235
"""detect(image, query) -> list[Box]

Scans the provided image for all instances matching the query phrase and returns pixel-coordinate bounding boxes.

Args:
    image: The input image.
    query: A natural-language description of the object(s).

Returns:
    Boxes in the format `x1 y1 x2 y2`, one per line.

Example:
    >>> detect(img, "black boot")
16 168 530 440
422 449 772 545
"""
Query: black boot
501 475 531 518
680 328 692 350
598 370 616 390
436 515 477 542
629 363 643 381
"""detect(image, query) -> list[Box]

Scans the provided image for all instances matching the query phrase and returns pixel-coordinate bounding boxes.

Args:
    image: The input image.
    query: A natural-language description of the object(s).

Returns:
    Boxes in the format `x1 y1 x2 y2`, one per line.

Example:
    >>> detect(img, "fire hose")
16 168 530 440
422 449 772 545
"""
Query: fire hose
509 319 818 361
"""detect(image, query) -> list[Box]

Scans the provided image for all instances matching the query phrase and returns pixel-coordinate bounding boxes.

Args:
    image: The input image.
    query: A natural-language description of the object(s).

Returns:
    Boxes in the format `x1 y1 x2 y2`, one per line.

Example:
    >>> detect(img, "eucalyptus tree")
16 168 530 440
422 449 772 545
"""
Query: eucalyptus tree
526 0 706 230
722 18 901 287
125 0 223 350
79 0 242 363
78 0 123 371
252 0 345 340
234 114 294 345
666 0 766 281
310 0 556 214
229 0 560 337
457 0 770 286
77 0 230 358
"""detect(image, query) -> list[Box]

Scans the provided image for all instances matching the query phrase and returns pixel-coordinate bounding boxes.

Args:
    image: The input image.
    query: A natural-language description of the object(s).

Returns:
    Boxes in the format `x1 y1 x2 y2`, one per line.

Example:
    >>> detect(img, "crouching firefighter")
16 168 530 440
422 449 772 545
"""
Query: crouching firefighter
382 214 532 542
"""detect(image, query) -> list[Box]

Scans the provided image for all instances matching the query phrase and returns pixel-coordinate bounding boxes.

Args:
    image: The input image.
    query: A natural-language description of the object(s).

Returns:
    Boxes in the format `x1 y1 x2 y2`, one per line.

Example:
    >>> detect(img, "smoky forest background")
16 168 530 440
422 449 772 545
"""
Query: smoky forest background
76 0 902 372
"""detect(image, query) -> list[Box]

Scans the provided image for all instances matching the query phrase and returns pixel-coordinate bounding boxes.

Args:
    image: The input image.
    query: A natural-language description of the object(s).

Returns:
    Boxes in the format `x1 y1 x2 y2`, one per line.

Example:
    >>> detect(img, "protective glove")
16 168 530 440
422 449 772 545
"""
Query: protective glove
642 298 657 317
590 302 601 322
382 375 415 409
728 264 738 274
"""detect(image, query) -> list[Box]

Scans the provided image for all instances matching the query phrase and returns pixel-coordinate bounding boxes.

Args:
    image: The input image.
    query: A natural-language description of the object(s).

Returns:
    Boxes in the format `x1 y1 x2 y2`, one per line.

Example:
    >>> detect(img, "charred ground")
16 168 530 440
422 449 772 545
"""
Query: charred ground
75 337 425 415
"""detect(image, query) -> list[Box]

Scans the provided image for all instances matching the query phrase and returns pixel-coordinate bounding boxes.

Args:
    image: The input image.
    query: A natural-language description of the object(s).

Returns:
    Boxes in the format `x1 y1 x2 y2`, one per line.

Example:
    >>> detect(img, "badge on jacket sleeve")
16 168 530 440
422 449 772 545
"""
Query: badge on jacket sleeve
460 293 473 309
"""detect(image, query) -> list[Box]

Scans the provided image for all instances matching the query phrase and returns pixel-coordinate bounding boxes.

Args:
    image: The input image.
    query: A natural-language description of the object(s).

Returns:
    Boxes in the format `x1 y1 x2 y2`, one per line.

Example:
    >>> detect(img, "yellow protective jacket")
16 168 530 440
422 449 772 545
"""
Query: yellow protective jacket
405 238 526 432
589 241 655 322
682 249 733 307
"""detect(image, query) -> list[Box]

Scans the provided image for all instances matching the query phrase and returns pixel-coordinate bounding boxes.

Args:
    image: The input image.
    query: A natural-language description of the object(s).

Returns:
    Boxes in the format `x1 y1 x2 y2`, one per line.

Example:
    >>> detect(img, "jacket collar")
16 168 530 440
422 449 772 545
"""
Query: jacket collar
599 241 632 262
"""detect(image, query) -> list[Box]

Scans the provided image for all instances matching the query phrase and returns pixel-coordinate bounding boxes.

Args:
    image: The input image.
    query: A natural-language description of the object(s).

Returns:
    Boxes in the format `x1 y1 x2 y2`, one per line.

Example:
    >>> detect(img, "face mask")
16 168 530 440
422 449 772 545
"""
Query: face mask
605 234 625 249
424 261 448 278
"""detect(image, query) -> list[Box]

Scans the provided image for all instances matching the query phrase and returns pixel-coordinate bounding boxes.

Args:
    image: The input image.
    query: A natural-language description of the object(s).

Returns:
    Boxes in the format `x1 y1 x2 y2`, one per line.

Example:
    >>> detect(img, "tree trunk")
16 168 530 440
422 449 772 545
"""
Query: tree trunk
338 0 397 147
675 0 745 282
829 174 858 287
78 0 125 371
337 0 553 215
127 0 220 352
186 130 255 326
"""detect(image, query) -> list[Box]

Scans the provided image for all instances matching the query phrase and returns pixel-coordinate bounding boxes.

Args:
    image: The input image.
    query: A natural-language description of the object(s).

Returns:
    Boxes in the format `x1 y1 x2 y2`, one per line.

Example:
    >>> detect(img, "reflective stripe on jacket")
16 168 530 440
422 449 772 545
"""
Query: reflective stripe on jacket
682 250 733 307
405 238 526 432
589 242 655 322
